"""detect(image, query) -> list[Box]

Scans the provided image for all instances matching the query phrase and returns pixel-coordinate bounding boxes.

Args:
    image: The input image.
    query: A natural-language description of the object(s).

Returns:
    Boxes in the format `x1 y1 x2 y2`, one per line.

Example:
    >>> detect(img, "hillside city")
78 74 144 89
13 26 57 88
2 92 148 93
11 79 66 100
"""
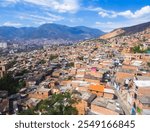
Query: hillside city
0 23 150 115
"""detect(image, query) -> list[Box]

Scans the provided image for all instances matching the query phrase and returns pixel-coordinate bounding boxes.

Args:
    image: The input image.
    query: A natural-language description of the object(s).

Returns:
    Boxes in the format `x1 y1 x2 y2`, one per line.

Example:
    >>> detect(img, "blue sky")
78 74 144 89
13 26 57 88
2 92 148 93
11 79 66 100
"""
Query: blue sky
0 0 150 32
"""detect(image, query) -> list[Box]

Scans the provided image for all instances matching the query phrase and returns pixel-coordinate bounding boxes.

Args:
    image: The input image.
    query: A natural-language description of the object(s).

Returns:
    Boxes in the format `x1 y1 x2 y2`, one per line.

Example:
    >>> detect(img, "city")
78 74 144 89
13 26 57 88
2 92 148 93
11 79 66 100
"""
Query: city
0 23 150 115
0 0 150 115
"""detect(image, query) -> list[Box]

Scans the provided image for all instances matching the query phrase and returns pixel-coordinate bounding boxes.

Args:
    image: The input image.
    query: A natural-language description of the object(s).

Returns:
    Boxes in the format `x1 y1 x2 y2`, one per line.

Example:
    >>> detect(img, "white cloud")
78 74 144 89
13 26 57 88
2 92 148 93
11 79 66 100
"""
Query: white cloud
95 15 150 32
46 12 64 20
24 0 80 13
5 0 19 3
118 6 150 18
96 6 150 19
87 5 150 19
18 13 64 25
3 22 22 27
29 14 63 22
0 0 20 6
98 12 110 17
95 21 122 32
1 0 80 13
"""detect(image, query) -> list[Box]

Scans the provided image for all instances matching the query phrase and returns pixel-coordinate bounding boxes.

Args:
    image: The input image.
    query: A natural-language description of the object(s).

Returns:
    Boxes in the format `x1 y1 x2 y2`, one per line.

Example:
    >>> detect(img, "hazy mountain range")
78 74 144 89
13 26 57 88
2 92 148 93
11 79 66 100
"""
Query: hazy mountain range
0 23 105 41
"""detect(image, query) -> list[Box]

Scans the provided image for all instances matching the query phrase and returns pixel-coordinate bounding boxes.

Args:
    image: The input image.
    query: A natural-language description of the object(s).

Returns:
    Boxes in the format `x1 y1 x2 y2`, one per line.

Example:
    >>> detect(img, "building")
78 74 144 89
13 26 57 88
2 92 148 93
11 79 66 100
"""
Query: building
90 97 123 115
28 86 51 99
88 84 104 96
0 60 7 78
0 42 7 49
0 91 9 115
133 80 150 115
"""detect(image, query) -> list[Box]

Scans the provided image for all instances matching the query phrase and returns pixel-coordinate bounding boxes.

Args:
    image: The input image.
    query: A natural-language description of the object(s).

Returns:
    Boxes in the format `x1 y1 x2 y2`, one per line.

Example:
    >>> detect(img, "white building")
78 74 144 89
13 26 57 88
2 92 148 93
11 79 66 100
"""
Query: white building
0 42 8 48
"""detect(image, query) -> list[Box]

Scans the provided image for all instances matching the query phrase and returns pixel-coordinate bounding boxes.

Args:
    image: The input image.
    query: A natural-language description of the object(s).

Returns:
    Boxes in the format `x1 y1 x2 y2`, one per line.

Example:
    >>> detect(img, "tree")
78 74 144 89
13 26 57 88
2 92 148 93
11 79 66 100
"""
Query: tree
19 108 36 115
78 56 84 61
20 92 78 115
132 45 142 53
132 45 149 53
0 74 25 95
147 62 150 67
38 92 78 115
39 60 46 64
49 54 58 61
66 62 74 68
15 69 29 76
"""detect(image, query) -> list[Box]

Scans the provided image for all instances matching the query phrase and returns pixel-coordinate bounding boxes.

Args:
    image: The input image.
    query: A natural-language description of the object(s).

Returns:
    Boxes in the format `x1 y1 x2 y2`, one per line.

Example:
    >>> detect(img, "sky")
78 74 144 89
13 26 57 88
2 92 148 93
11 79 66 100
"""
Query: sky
0 0 150 32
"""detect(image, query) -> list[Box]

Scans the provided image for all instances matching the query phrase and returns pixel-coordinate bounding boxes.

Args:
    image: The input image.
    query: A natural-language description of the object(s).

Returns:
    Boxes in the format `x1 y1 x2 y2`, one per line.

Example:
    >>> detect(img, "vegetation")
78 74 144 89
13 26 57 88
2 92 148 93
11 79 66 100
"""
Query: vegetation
19 108 36 115
147 62 150 67
8 60 17 68
137 107 142 114
68 76 73 80
49 54 58 61
122 43 128 46
15 69 29 76
66 62 74 67
131 45 149 53
39 60 46 64
0 74 26 95
78 56 84 61
132 45 143 53
20 92 78 115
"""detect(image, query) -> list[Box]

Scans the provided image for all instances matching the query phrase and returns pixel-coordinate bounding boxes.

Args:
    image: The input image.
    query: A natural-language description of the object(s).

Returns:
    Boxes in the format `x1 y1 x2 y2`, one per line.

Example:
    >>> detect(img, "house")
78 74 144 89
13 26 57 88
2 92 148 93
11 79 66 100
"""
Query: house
28 86 51 99
84 74 100 83
26 74 45 86
73 91 97 115
0 91 9 114
90 97 123 115
0 60 8 78
19 98 41 109
133 80 150 115
88 83 115 99
115 71 135 83
88 84 104 96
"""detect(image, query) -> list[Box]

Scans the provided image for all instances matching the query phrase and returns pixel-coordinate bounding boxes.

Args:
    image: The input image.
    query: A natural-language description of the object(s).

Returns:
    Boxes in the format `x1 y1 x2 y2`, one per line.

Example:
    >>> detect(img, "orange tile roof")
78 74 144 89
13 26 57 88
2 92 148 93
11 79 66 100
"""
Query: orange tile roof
89 84 104 92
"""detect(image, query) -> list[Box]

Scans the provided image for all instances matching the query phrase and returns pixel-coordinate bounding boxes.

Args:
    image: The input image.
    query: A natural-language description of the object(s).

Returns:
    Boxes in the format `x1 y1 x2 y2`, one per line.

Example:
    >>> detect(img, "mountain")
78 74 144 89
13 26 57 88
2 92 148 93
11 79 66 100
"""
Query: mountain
0 23 104 41
100 21 150 39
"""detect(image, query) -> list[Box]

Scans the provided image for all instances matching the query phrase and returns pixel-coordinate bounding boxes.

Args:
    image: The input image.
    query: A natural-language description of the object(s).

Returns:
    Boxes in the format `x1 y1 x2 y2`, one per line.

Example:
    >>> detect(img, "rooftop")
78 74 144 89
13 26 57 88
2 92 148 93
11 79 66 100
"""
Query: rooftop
37 87 50 92
134 80 150 87
89 84 104 92
0 91 8 98
138 96 150 104
91 97 124 114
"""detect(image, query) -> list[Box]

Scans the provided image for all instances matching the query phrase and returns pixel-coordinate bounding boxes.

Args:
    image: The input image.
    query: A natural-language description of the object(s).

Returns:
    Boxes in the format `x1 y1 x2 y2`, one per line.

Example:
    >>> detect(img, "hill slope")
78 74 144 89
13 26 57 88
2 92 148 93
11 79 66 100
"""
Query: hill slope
100 21 150 39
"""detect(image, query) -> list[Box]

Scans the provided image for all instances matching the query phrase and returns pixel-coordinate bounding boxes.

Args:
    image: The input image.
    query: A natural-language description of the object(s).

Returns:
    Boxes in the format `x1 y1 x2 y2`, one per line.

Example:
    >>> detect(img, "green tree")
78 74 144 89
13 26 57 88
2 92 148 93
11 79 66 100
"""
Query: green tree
39 60 46 64
38 92 78 115
19 108 36 115
0 74 26 95
132 45 149 53
78 56 84 61
66 62 74 67
20 92 78 115
132 45 141 53
147 62 150 67
49 54 58 61
15 69 29 76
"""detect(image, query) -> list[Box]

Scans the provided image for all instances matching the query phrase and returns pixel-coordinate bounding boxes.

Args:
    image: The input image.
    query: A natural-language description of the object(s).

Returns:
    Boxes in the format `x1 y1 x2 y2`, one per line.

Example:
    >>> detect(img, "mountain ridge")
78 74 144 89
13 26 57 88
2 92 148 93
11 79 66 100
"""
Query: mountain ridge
0 23 105 41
